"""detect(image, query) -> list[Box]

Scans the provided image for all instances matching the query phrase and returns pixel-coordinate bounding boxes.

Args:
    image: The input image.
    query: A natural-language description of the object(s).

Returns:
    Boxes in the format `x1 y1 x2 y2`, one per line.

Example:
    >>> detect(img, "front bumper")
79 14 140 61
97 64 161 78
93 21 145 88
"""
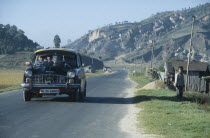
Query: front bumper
21 83 80 88
21 83 80 95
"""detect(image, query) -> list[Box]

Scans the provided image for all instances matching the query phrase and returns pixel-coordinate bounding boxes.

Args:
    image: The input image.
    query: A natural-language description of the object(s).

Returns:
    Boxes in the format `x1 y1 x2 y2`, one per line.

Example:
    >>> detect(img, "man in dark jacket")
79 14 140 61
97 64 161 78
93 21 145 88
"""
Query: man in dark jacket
174 66 185 99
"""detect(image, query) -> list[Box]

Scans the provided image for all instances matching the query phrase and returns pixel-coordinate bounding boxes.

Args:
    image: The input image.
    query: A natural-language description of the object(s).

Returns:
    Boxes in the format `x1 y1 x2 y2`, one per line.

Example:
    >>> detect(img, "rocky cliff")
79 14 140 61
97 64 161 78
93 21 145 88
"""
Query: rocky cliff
66 3 210 65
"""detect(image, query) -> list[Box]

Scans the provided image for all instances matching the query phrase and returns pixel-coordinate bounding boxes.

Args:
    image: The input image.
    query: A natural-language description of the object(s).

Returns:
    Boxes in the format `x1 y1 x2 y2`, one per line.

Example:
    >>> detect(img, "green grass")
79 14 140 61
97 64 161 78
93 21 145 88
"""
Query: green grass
0 69 23 93
131 74 210 138
129 74 153 89
0 86 21 93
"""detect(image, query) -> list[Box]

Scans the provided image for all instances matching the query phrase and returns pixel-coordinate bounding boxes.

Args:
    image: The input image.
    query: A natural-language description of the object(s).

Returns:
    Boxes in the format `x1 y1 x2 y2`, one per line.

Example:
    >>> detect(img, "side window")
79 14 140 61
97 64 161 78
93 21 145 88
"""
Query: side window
79 55 83 66
77 55 81 67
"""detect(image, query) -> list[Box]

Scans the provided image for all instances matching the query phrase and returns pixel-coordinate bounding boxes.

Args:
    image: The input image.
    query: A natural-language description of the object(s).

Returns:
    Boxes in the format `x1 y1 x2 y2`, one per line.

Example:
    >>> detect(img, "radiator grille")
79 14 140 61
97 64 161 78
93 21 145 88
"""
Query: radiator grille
32 74 68 84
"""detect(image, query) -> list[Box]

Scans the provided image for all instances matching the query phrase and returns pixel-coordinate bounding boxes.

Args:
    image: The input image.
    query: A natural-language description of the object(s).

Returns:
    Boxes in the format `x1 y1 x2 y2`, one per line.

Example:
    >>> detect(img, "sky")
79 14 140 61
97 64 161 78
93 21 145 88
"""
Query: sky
0 0 209 47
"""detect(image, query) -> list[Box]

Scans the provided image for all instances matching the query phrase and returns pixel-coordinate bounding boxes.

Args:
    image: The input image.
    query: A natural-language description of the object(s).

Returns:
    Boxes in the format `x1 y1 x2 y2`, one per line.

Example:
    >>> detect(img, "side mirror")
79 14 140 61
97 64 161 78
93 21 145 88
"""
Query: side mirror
25 61 32 66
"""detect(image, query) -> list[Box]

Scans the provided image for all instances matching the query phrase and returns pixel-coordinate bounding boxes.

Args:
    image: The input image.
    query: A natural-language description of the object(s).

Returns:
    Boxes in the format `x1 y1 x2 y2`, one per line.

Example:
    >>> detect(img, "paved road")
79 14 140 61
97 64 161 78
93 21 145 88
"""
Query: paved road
0 70 135 138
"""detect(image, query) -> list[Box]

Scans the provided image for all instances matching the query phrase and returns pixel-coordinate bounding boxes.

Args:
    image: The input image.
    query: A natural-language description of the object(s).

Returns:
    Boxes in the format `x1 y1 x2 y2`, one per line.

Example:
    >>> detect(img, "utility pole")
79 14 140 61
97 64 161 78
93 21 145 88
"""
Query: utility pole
151 45 154 69
149 40 155 69
141 55 144 65
185 16 196 92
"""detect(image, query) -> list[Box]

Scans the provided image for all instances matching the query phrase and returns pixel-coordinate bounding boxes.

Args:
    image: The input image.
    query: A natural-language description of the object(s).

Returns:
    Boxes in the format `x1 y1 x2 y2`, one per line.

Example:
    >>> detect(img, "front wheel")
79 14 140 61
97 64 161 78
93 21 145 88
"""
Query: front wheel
69 90 79 102
23 90 31 102
83 82 87 97
79 87 84 100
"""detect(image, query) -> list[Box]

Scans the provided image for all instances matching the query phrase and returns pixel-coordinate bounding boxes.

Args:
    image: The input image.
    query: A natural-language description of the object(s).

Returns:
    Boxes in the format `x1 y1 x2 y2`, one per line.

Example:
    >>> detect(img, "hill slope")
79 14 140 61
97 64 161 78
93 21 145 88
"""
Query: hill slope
0 24 38 54
66 3 210 65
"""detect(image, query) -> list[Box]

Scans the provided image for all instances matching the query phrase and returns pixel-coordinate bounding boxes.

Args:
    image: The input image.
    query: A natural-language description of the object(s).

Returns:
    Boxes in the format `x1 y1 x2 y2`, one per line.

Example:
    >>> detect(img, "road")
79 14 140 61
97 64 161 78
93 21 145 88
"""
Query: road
0 70 136 138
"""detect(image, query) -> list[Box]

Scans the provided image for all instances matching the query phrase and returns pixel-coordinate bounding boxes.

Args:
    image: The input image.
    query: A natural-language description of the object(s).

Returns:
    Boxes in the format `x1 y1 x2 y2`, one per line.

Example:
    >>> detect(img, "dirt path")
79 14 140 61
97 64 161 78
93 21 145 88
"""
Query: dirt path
119 77 158 138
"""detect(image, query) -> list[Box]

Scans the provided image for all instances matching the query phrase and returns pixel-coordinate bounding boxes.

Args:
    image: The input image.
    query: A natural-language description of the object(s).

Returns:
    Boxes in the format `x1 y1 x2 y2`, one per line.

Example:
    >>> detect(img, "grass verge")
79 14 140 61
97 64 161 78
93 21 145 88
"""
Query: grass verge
131 74 210 138
0 69 23 93
129 74 153 89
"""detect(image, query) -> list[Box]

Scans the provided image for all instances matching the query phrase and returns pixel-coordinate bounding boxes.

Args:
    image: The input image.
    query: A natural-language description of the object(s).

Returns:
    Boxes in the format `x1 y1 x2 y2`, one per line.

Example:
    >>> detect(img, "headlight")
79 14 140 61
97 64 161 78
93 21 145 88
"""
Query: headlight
67 71 76 78
25 70 32 77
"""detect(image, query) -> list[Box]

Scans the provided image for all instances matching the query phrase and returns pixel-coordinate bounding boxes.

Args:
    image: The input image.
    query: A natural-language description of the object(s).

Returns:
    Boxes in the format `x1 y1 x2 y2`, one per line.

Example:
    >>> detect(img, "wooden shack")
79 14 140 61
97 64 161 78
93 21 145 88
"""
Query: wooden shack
164 61 210 93
201 76 210 95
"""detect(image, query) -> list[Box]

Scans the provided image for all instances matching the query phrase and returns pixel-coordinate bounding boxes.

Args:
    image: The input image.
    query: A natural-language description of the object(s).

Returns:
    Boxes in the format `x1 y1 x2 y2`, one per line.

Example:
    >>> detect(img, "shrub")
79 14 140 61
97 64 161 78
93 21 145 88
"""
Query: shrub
158 63 164 72
184 91 210 104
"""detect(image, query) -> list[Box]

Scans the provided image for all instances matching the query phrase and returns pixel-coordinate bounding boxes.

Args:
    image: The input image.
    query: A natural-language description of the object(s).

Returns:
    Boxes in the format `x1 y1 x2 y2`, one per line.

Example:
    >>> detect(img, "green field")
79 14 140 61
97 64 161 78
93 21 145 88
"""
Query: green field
0 69 23 93
130 74 210 138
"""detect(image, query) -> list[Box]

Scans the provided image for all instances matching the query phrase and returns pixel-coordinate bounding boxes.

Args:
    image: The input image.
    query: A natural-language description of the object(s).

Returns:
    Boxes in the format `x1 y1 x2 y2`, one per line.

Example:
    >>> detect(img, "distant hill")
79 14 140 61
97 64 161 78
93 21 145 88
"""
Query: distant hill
66 3 210 66
0 24 38 54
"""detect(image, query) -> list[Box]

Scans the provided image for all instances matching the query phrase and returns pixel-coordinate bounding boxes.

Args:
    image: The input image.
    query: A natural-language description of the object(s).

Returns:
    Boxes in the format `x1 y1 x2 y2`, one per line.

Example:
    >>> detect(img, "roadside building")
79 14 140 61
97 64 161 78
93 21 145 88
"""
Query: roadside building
164 61 210 93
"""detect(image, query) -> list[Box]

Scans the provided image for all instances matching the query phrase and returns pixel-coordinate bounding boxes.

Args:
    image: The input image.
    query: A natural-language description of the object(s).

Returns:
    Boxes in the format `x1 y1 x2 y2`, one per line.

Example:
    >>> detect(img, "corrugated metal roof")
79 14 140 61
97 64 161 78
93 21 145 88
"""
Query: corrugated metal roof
166 61 209 72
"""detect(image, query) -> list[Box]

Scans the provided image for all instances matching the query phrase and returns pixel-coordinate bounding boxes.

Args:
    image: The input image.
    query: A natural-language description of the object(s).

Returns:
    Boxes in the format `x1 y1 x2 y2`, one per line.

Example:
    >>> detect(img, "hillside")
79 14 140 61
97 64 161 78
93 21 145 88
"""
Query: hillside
66 3 210 66
0 24 38 54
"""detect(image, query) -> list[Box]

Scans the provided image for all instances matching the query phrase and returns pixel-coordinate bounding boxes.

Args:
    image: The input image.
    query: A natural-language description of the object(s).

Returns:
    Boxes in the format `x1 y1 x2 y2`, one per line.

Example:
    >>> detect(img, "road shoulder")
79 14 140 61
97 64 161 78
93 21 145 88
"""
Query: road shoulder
119 76 157 138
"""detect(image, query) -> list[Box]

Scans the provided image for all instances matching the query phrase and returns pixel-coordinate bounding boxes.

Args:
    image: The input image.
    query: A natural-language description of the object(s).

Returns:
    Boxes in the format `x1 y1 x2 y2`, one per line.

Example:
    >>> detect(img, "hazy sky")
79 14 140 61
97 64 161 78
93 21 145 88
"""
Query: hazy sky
0 0 209 47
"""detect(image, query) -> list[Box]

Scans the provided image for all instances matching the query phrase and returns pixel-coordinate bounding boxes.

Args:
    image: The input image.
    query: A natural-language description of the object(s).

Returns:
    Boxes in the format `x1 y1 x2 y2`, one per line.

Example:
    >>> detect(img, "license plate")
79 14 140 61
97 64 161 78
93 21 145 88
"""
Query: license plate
40 89 60 94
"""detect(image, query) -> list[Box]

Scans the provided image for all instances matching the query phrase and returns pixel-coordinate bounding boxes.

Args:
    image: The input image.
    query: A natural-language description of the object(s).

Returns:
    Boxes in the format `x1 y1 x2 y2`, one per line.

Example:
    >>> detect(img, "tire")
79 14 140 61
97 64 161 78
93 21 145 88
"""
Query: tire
69 91 78 102
84 82 87 97
79 87 84 100
70 87 84 102
23 90 31 102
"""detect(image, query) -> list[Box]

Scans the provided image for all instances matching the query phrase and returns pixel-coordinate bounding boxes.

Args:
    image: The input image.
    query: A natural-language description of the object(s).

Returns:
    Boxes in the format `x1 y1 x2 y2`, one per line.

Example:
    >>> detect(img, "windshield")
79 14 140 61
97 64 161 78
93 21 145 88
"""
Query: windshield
34 53 77 67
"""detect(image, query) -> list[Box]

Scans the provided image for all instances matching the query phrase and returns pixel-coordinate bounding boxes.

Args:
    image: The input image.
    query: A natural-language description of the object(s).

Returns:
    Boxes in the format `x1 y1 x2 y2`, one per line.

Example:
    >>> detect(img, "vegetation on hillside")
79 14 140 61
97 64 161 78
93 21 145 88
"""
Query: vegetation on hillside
67 3 210 65
0 24 38 54
0 52 34 69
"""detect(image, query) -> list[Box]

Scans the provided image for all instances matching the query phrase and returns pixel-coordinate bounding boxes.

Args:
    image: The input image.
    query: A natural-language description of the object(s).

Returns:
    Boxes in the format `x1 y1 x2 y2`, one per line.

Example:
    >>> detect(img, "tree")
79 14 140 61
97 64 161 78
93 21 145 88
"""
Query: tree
54 34 61 48
0 24 38 54
67 39 72 45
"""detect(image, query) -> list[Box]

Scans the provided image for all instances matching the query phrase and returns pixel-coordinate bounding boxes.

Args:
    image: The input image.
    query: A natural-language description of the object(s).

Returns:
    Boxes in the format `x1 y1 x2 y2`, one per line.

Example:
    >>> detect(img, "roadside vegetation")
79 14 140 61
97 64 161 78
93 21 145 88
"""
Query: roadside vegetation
0 69 23 93
130 72 210 138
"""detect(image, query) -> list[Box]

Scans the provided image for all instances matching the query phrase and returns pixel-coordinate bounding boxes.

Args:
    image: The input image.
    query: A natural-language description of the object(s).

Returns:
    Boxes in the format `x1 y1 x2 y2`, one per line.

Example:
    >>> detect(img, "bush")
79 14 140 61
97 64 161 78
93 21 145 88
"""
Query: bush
184 91 210 104
158 63 164 72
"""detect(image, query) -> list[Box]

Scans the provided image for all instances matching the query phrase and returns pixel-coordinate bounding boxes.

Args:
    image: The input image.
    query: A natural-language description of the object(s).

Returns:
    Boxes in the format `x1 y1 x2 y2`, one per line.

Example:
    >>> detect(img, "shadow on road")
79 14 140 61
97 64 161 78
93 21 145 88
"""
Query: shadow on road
84 95 186 104
33 95 186 104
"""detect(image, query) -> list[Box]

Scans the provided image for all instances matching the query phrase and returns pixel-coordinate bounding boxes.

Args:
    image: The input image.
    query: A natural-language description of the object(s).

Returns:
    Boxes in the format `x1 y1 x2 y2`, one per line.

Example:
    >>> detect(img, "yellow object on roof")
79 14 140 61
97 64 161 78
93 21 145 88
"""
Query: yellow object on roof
34 48 77 54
